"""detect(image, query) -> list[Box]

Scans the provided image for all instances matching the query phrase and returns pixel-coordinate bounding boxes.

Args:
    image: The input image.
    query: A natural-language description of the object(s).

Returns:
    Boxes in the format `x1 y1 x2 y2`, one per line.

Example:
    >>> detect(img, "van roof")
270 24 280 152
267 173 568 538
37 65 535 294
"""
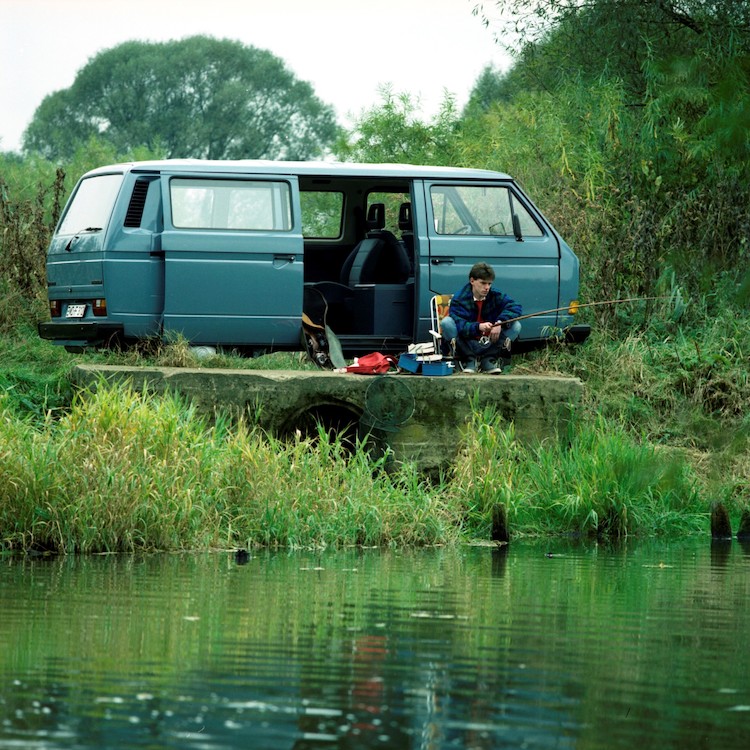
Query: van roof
83 159 512 181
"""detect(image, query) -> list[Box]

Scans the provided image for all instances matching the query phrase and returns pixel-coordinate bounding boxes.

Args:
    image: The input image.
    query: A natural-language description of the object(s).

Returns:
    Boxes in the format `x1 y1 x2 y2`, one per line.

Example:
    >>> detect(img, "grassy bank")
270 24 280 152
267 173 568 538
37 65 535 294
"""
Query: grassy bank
0 375 727 554
0 284 748 553
0 383 460 552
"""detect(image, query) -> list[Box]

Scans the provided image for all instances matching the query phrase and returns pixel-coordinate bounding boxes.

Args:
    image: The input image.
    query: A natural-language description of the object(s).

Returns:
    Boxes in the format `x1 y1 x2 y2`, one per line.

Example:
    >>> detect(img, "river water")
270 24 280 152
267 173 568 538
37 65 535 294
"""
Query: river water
1 538 749 749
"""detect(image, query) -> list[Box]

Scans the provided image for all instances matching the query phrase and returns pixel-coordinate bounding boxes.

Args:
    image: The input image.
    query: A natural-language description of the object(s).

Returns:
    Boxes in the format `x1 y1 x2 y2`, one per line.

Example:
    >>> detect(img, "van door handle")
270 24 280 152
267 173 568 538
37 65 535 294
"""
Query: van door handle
273 254 296 263
431 257 454 265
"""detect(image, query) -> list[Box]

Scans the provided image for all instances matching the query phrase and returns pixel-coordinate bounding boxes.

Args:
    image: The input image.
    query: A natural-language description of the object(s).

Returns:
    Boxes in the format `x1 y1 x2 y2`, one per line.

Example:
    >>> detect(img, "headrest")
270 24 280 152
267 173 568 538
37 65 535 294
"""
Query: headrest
366 203 385 231
398 202 412 231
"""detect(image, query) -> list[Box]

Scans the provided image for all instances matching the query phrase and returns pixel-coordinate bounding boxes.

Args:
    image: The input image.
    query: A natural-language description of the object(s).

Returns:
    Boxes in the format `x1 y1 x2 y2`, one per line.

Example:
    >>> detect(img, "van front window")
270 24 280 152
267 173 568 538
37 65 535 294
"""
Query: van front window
58 174 124 235
430 185 543 237
170 178 292 231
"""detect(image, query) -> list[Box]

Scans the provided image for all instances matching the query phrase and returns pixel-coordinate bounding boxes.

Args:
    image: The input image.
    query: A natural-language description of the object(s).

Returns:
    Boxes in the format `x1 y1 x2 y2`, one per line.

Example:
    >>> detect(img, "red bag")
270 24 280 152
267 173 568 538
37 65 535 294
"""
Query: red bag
345 352 397 375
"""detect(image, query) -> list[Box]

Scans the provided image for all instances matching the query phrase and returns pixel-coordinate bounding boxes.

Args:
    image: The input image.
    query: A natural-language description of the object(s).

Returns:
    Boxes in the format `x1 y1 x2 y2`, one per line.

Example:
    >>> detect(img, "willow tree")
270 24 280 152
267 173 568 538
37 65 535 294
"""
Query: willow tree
23 36 339 161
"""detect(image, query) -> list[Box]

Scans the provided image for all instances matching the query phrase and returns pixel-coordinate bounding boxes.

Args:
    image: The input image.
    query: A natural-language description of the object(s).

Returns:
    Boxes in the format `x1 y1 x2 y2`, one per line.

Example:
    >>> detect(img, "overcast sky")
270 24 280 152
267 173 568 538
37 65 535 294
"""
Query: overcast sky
0 0 510 154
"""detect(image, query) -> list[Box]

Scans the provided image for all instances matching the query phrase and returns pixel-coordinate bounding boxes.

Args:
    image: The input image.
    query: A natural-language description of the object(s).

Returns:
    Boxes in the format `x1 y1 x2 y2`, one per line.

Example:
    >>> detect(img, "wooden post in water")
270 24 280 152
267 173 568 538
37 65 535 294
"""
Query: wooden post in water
736 507 750 541
491 504 510 544
710 502 732 539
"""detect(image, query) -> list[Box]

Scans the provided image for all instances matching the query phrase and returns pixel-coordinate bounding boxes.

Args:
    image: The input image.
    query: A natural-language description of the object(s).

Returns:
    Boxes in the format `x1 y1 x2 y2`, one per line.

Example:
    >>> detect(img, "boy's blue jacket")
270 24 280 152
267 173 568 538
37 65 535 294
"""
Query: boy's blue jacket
448 282 522 340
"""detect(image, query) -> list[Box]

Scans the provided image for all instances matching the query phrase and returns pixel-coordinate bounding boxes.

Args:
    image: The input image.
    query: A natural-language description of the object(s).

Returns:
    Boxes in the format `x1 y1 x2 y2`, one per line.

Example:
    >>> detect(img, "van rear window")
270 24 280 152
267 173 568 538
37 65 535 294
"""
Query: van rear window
170 178 292 231
58 174 124 236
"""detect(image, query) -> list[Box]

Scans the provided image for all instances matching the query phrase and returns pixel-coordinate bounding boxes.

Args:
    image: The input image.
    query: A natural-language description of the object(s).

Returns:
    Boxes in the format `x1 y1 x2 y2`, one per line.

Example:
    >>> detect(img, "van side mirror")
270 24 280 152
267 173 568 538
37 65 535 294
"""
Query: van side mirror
512 213 524 242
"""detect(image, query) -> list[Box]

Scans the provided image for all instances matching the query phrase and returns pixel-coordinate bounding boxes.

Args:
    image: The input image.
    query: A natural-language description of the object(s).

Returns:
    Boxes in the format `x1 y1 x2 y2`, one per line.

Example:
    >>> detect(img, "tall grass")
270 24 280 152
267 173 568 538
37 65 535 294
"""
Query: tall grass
522 289 750 449
0 384 461 553
0 382 722 554
449 407 708 539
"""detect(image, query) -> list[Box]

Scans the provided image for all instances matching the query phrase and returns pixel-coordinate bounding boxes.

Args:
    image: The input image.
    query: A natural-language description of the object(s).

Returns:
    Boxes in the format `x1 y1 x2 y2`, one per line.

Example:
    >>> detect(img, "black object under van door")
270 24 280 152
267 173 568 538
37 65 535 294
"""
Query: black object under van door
159 174 303 348
425 181 560 342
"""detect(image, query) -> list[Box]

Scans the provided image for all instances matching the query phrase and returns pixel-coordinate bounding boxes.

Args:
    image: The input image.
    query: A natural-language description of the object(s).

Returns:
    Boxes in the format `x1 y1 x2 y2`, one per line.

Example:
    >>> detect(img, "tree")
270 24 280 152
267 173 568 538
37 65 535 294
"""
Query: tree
337 88 461 166
462 0 750 296
23 36 339 161
462 65 512 117
474 1 750 49
472 1 750 96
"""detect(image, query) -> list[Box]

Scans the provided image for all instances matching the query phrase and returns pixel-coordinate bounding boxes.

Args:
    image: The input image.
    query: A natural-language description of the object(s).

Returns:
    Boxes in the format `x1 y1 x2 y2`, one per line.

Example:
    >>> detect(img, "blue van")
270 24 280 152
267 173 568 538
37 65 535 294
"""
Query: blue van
38 160 589 355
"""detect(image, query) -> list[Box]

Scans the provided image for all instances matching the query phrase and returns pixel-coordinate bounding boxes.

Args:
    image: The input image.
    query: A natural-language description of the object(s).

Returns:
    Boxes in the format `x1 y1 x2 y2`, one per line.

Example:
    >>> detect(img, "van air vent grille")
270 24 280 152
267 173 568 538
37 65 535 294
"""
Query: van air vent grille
124 180 150 228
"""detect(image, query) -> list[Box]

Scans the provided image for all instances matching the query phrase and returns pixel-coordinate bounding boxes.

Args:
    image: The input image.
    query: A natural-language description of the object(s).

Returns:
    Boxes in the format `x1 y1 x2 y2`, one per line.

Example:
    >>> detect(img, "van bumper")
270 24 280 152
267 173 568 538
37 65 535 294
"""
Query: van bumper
564 324 592 344
38 320 124 346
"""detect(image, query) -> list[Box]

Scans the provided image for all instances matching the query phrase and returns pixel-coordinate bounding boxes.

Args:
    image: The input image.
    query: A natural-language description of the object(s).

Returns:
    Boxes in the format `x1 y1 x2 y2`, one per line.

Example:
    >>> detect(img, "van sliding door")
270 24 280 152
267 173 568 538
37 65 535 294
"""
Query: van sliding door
426 182 560 341
161 175 303 347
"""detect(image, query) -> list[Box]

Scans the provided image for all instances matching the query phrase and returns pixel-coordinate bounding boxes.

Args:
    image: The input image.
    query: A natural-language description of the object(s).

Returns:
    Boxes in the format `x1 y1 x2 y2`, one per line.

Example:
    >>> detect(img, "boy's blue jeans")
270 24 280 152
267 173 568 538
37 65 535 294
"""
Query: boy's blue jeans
440 317 521 360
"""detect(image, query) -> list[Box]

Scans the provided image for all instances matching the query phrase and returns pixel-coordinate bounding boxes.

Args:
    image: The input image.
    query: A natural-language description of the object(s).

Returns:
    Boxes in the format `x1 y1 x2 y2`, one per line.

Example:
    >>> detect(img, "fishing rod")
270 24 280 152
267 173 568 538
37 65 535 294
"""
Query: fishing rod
501 295 673 326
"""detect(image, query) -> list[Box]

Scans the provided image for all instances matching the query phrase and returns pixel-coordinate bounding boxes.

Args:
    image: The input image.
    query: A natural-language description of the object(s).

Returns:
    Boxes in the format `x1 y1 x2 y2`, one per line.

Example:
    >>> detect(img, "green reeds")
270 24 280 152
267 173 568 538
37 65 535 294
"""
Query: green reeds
0 384 460 553
0 362 730 553
450 407 707 539
1 380 713 554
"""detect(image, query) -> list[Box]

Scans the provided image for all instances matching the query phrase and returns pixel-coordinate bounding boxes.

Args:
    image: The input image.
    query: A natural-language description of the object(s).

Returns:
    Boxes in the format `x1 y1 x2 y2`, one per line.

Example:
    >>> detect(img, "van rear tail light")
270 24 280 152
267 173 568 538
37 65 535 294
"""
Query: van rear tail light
49 300 61 318
92 298 107 317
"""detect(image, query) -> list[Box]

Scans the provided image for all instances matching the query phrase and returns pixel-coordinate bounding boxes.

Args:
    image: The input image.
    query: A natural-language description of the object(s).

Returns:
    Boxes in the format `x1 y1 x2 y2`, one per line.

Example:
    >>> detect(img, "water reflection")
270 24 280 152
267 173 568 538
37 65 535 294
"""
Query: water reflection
1 539 750 748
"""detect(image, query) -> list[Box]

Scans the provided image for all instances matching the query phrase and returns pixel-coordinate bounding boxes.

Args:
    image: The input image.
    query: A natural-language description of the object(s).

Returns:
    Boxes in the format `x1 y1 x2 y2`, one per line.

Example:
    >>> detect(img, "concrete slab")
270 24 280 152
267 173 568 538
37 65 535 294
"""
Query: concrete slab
72 365 583 473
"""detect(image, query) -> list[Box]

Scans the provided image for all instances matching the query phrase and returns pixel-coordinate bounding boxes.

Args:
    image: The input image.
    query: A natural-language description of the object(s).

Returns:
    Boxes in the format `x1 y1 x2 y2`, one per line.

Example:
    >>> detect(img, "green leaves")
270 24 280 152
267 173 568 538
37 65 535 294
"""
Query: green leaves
338 88 461 166
23 36 339 161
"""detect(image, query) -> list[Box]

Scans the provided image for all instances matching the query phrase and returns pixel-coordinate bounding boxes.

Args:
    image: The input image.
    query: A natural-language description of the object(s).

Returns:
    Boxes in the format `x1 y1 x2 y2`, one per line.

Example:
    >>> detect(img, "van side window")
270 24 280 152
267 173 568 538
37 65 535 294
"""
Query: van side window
430 185 543 237
170 178 292 231
300 191 343 238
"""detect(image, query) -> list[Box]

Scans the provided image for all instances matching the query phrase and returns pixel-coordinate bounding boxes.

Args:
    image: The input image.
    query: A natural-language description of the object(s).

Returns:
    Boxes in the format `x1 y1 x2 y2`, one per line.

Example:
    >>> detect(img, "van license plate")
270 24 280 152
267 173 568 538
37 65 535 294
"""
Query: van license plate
66 304 86 318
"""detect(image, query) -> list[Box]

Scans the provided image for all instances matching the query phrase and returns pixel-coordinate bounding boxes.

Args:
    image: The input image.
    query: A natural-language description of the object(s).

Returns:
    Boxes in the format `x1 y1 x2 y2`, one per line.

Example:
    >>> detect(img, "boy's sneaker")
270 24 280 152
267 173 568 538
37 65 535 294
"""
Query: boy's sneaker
460 358 479 374
480 357 502 374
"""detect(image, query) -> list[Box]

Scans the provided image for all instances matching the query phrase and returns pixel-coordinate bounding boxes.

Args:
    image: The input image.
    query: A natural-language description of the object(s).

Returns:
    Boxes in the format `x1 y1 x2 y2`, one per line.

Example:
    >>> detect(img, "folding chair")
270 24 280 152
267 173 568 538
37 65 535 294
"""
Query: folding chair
429 293 454 357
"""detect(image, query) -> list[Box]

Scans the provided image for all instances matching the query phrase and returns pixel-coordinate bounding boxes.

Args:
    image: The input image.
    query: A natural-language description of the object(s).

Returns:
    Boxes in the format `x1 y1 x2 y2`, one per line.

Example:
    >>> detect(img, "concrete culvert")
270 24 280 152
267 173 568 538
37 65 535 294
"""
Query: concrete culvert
284 403 362 451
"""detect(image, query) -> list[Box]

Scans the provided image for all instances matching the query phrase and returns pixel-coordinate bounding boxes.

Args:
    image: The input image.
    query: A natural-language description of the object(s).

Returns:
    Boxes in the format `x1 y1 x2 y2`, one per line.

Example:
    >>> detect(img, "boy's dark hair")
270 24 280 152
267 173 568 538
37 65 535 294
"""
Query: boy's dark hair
469 262 495 282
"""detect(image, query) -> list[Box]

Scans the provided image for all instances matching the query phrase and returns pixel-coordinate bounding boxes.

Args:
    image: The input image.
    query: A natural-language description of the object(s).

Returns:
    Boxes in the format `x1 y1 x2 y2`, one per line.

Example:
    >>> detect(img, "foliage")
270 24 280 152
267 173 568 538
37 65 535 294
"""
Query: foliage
0 319 77 423
457 1 750 299
473 1 750 59
462 64 513 117
450 407 707 539
336 88 462 165
0 378 725 553
0 384 460 553
0 169 64 304
22 36 339 162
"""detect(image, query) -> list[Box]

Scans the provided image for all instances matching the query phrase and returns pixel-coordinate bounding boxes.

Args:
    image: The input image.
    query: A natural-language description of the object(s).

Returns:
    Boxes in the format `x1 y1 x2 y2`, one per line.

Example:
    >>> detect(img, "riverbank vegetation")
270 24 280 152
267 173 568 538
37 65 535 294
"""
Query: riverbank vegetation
1 0 748 551
0 383 711 553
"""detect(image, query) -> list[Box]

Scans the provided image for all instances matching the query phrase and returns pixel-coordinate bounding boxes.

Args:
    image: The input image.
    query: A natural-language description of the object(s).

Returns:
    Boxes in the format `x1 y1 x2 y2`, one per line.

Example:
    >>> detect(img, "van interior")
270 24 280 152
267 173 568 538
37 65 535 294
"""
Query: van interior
299 176 415 348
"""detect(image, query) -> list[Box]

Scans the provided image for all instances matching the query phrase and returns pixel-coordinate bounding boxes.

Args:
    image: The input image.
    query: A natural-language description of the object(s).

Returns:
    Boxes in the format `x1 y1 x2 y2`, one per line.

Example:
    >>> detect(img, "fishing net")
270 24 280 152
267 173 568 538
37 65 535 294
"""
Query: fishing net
361 376 415 433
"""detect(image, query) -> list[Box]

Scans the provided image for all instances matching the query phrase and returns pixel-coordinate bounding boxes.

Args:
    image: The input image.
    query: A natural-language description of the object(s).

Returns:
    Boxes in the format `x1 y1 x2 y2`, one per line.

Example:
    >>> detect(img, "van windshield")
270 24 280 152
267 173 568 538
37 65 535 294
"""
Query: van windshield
58 174 124 236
